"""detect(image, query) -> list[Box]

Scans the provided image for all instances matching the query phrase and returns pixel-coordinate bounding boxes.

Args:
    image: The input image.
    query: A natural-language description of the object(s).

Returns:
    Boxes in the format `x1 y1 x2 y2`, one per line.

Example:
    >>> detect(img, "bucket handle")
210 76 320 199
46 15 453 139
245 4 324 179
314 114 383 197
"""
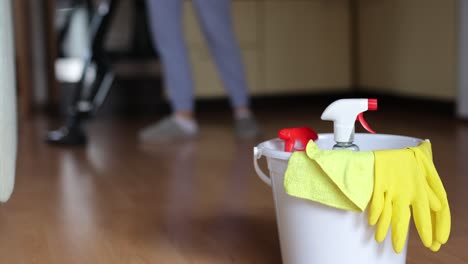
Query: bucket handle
253 146 272 186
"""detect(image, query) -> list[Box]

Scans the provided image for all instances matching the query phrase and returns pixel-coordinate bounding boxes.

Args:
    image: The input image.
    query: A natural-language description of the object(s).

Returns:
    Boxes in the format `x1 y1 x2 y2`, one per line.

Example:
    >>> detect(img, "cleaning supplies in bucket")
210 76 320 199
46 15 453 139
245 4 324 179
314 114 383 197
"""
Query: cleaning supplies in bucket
279 98 451 253
254 134 411 264
283 137 451 253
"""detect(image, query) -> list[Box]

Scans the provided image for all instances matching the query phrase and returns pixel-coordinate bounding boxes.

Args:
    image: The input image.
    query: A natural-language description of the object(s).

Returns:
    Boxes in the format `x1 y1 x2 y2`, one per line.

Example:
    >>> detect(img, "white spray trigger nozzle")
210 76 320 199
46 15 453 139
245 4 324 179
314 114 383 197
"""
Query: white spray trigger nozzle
321 98 378 143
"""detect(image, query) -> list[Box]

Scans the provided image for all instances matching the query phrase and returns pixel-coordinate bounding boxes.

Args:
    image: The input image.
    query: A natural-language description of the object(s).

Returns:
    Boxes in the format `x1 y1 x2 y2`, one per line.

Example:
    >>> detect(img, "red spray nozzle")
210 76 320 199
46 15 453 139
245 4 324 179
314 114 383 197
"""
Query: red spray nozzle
358 98 378 133
368 99 378 111
278 127 318 152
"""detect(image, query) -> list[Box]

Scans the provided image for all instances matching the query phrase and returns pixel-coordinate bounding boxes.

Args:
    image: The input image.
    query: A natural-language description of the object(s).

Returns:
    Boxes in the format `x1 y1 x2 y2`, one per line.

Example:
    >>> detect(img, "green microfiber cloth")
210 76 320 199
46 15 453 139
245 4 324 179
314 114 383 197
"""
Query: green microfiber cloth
284 141 374 212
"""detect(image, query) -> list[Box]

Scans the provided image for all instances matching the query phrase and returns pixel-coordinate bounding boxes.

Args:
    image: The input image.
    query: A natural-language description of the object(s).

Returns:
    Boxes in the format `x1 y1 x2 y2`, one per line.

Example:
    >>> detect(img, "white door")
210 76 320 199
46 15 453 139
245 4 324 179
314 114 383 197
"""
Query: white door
0 0 18 202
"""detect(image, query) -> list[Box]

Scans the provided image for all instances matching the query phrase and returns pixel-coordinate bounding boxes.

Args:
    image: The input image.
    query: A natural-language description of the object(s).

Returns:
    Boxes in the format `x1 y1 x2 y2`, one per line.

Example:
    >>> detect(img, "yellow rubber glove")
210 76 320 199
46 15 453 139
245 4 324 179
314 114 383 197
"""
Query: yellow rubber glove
369 148 442 253
409 141 451 251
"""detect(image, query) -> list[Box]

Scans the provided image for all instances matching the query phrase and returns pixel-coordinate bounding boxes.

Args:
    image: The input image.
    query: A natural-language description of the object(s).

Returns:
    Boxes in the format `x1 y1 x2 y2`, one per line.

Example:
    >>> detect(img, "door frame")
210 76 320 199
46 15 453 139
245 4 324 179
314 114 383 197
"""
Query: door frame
457 0 468 119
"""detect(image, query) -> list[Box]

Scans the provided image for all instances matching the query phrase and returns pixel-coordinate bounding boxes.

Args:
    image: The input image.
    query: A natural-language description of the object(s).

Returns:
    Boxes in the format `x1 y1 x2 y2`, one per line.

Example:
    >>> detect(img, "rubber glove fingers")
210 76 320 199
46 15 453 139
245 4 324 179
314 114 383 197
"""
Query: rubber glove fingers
428 204 451 252
426 183 442 212
430 242 442 252
370 148 437 253
368 150 386 226
391 204 411 253
412 201 433 248
434 202 451 244
368 188 384 226
374 193 392 243
410 141 451 247
413 142 448 199
428 205 451 251
429 212 442 252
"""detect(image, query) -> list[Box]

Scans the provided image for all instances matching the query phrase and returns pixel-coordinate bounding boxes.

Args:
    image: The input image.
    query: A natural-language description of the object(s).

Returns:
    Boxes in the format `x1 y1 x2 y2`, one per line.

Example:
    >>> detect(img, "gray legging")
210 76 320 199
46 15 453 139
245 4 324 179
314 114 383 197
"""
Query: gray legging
146 0 250 111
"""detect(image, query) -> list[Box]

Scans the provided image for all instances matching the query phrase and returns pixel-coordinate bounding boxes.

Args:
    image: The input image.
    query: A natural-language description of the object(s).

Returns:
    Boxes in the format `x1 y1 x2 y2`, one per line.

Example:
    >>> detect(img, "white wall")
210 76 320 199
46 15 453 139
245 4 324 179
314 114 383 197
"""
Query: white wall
358 0 457 100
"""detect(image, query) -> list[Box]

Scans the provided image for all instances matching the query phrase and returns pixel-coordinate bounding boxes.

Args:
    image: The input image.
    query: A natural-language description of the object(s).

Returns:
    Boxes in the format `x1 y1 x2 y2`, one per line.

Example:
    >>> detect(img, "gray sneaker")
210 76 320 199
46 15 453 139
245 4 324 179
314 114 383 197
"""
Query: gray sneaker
235 116 262 139
139 117 197 143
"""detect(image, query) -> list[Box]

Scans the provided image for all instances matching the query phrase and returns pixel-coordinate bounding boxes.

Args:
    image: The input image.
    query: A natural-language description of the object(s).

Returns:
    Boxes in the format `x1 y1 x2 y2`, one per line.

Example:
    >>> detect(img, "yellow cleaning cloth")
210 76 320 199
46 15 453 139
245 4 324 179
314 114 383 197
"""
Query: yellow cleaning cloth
284 141 374 212
369 148 442 253
408 141 451 252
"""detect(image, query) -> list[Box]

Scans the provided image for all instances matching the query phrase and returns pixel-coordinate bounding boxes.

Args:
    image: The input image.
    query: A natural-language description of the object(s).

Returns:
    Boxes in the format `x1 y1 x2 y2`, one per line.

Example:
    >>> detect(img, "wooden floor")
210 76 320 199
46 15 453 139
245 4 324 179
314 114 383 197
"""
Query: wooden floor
1 101 467 263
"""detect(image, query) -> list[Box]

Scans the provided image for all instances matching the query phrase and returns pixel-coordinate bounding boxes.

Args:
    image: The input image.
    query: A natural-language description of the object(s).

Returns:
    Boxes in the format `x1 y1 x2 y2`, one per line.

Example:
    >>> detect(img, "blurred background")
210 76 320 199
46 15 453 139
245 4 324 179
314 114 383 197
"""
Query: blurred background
13 0 468 122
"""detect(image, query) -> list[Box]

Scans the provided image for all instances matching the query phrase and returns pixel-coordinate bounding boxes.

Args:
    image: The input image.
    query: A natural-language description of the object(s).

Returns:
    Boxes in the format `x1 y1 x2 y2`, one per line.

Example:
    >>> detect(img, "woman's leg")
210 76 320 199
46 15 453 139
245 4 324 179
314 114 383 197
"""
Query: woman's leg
141 0 198 142
146 0 194 114
193 0 260 138
192 0 250 112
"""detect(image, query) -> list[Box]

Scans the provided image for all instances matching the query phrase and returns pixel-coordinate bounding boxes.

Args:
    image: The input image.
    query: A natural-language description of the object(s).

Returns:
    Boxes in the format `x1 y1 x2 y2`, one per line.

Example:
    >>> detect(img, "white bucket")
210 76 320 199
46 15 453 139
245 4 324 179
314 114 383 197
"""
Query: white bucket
254 133 423 264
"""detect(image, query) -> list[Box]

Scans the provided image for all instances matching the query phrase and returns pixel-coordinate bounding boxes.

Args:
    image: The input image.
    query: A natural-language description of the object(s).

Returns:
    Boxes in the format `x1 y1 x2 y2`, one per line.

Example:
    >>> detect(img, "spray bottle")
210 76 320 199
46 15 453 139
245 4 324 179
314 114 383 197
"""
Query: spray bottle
321 98 378 151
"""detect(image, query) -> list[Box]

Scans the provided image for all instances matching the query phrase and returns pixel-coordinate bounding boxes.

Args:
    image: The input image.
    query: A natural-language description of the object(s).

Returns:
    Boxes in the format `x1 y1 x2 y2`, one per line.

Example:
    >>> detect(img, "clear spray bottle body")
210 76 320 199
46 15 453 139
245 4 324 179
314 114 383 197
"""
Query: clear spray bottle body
332 142 360 151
